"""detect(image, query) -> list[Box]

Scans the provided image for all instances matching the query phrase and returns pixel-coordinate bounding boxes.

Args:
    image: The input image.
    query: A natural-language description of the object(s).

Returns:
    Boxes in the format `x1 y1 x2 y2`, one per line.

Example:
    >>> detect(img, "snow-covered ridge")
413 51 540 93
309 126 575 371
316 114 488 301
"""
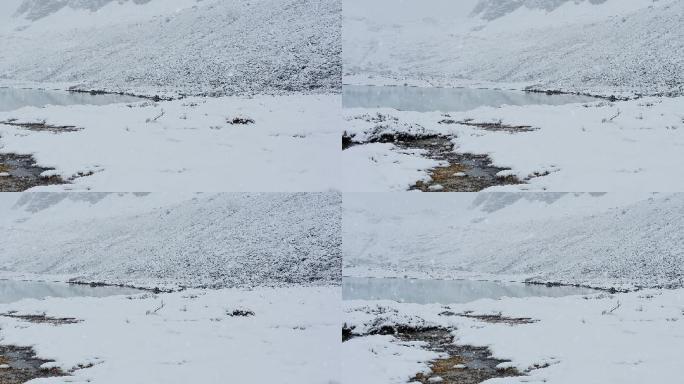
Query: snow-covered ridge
0 192 196 225
15 0 153 20
0 193 342 289
11 191 145 213
472 0 608 20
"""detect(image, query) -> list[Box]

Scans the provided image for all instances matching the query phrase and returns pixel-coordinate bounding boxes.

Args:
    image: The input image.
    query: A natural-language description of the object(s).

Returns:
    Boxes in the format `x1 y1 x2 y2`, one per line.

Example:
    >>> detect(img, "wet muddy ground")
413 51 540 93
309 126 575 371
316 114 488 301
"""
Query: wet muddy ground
343 110 546 191
0 119 81 133
0 312 82 325
438 118 537 133
66 88 171 102
401 328 522 384
398 136 522 192
439 310 538 325
343 324 523 384
0 345 66 384
0 153 65 191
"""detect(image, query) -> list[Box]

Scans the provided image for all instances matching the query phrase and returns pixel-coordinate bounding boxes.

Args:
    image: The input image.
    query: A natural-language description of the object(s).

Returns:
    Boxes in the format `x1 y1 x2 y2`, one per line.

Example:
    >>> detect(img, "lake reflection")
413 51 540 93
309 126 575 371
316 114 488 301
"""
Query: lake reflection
342 85 597 112
343 277 596 304
0 279 142 304
0 87 142 112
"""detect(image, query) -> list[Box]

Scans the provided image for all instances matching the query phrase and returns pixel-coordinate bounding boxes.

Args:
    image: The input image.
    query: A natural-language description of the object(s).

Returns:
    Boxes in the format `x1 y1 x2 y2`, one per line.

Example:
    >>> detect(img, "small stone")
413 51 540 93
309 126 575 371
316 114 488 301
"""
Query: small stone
496 362 516 370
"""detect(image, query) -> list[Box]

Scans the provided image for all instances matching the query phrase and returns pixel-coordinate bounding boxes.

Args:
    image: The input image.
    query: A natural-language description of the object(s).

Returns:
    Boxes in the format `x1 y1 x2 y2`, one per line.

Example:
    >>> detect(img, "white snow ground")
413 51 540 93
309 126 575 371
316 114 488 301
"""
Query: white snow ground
0 94 340 191
0 286 340 384
343 288 684 384
344 192 684 290
0 192 341 289
344 0 683 97
343 96 684 192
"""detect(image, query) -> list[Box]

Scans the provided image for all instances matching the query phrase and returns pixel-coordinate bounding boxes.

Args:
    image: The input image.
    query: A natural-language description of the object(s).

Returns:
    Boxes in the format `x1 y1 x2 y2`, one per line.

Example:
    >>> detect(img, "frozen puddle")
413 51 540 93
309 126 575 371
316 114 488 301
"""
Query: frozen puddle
0 87 142 112
0 279 141 304
342 85 598 112
342 277 597 304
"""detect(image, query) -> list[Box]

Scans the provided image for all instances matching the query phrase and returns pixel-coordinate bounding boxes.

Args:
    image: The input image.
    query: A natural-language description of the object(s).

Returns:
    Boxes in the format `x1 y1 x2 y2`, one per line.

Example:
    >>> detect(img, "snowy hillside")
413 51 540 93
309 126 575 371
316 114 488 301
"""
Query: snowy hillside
343 192 683 289
344 0 683 96
0 193 342 289
0 0 341 96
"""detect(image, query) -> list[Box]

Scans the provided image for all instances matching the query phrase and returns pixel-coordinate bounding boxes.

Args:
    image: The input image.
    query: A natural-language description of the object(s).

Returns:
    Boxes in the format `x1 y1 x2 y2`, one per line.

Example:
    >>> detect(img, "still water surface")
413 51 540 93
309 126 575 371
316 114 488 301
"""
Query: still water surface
0 87 142 112
343 277 597 304
0 279 141 304
342 85 598 112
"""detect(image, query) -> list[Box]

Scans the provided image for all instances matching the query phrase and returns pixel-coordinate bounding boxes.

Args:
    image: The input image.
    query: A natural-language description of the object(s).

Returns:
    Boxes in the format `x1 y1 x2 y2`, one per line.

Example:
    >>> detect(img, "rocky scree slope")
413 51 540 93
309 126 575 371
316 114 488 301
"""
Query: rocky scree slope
0 0 341 96
0 193 342 289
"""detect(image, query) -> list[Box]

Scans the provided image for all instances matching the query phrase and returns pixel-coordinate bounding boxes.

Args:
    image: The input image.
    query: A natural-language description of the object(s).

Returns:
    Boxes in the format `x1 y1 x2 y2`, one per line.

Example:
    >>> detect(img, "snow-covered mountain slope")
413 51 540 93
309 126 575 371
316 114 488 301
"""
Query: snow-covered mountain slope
344 0 683 96
0 0 341 96
343 192 683 289
0 193 342 289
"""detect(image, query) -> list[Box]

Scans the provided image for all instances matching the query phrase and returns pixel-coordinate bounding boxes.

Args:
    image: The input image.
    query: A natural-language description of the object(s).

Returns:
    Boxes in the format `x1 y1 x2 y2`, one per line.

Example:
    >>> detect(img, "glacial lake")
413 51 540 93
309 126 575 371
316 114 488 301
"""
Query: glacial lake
342 277 597 304
342 85 598 112
0 87 142 112
0 279 142 304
